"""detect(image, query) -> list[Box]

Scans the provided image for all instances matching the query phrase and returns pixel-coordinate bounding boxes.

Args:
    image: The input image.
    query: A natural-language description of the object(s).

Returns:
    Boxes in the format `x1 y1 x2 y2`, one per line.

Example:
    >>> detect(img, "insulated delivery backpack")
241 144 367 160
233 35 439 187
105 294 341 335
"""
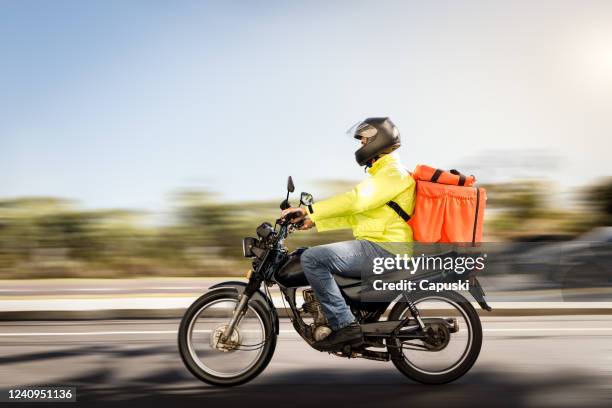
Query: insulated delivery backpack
387 165 487 244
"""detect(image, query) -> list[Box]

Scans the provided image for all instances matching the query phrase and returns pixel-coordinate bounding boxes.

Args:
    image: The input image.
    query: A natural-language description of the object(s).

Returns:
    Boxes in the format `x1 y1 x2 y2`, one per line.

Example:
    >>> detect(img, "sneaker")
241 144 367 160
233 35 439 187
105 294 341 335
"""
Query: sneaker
313 322 363 351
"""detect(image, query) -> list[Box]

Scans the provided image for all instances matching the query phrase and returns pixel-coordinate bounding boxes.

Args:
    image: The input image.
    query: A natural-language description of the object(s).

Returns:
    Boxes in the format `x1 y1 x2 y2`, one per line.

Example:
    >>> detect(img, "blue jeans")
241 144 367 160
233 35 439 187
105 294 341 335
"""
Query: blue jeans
300 240 394 330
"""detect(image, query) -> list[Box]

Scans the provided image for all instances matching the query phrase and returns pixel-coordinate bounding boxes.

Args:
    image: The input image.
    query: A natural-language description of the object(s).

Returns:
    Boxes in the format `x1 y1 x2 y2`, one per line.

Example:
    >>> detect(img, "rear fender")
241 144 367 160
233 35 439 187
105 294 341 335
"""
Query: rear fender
209 281 280 334
468 277 492 312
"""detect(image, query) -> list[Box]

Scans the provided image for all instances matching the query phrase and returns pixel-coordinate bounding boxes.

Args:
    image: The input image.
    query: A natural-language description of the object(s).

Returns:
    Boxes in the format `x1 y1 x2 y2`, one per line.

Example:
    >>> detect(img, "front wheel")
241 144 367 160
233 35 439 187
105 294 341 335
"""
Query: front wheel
178 289 277 386
388 290 482 385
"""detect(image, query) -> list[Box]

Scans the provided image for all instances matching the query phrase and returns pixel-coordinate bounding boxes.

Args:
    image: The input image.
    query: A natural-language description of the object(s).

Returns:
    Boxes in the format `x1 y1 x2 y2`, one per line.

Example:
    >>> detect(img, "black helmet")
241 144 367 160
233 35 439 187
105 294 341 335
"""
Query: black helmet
348 117 401 166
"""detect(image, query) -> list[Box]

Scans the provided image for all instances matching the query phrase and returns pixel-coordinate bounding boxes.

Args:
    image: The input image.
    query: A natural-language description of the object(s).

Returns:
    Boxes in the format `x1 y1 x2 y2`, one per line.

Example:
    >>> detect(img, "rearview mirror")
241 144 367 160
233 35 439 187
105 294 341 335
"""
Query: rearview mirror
300 192 314 207
287 176 295 193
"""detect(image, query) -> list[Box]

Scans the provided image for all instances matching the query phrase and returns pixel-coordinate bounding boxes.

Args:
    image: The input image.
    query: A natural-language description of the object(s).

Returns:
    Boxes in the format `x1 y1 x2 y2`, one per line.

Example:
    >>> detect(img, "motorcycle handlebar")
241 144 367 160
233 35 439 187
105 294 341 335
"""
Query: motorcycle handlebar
276 217 298 226
277 210 304 225
275 217 304 234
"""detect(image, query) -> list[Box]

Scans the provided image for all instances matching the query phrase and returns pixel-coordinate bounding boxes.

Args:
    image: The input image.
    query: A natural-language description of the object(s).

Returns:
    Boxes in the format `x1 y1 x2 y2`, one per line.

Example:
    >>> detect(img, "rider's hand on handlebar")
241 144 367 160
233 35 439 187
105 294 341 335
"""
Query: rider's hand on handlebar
298 218 315 230
280 207 307 223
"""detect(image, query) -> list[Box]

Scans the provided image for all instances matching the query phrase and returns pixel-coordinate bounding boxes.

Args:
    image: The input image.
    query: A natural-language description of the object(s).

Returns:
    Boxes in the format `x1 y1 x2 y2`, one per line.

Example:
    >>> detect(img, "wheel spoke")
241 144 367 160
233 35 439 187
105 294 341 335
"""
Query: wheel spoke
185 298 267 378
395 295 473 375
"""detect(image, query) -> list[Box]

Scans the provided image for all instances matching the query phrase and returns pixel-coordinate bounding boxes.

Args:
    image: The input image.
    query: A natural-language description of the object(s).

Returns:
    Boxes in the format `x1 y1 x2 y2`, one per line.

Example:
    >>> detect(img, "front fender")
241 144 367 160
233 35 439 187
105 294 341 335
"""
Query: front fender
209 281 279 334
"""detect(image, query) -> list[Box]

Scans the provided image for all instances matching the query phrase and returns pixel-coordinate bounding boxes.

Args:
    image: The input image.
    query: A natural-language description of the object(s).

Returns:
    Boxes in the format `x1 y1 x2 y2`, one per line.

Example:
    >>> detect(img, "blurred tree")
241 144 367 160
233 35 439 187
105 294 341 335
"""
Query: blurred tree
481 180 578 239
0 177 602 279
482 181 546 219
584 178 612 226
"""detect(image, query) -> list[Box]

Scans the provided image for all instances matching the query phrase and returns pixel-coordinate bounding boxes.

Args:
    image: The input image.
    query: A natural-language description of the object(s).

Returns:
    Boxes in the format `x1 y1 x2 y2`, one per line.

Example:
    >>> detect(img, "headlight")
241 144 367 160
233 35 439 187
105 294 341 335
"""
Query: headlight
256 222 275 239
242 237 258 257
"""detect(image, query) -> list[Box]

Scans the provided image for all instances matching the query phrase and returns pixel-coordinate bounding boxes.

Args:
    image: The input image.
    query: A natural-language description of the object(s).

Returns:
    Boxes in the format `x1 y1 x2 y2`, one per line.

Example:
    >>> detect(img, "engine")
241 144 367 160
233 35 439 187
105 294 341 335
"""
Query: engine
302 289 332 341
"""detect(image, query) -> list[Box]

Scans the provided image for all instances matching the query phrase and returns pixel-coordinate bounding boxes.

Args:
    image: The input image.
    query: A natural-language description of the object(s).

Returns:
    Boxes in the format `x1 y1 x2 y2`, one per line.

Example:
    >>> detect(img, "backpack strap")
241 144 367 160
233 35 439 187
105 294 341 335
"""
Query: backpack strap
472 187 481 244
430 168 444 183
450 169 467 186
386 200 411 222
459 174 466 186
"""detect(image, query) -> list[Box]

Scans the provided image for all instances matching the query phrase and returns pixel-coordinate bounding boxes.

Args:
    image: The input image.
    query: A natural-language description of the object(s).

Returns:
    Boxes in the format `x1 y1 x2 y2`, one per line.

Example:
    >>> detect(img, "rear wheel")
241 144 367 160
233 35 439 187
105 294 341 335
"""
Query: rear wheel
388 290 482 384
178 289 276 386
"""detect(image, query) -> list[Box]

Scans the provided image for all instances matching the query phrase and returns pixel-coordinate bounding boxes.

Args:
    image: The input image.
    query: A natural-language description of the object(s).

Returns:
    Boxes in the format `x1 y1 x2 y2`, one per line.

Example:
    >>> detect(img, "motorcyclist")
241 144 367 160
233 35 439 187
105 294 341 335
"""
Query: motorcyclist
280 117 416 351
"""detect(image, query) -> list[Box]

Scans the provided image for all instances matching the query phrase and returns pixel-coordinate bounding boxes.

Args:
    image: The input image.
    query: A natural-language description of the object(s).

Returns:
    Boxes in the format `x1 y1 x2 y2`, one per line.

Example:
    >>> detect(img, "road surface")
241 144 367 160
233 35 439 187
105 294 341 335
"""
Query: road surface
1 316 611 407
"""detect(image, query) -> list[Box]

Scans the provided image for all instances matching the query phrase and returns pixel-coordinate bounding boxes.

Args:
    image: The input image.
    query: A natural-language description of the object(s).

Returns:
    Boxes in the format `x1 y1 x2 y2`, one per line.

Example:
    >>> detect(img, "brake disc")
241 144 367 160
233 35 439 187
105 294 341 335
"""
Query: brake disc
210 325 241 352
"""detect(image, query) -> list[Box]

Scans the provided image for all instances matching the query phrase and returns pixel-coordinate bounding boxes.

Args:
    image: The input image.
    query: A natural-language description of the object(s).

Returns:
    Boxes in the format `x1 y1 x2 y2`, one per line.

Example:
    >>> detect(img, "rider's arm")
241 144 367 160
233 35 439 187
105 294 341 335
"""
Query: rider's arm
307 215 352 232
307 168 413 222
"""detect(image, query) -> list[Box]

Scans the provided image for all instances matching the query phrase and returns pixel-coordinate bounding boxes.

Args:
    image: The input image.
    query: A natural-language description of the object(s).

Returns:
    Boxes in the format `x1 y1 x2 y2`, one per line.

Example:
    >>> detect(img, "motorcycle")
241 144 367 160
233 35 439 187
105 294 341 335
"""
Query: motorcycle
178 177 491 386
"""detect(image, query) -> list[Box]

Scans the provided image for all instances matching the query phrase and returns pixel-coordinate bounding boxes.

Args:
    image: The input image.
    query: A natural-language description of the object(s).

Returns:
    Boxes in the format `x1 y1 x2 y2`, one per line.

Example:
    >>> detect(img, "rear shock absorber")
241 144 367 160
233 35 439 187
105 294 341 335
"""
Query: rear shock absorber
405 299 426 330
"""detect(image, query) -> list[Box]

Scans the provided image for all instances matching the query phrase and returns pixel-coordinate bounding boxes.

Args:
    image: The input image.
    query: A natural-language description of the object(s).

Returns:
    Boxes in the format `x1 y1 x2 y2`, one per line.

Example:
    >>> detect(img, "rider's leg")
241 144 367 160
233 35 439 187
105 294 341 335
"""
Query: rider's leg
300 240 394 330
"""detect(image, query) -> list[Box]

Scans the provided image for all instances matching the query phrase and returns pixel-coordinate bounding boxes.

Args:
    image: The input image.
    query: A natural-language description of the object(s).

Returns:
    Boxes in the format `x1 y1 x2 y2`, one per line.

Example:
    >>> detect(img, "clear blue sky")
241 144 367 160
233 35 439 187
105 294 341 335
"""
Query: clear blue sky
2 0 611 212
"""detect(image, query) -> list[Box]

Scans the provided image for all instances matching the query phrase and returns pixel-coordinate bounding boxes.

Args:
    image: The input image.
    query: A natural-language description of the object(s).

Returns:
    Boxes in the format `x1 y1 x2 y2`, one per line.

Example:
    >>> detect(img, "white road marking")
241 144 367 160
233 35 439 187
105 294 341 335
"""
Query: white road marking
0 287 203 292
483 328 612 332
0 330 178 336
1 328 612 336
0 289 125 292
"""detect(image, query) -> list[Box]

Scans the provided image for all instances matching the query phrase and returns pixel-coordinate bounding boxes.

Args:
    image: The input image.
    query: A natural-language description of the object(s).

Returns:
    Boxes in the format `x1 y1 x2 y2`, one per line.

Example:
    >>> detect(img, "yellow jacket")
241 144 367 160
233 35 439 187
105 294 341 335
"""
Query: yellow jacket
307 152 415 243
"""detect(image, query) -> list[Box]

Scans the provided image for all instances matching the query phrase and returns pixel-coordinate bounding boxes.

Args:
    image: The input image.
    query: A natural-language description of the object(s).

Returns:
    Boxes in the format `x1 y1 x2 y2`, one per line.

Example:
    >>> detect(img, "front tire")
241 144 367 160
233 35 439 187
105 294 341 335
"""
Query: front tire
178 289 277 386
388 290 482 385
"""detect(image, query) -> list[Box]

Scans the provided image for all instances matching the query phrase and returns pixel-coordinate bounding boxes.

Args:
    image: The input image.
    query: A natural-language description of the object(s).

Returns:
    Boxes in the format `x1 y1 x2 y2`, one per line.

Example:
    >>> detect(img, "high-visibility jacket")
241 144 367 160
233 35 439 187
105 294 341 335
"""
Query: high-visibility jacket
306 152 415 243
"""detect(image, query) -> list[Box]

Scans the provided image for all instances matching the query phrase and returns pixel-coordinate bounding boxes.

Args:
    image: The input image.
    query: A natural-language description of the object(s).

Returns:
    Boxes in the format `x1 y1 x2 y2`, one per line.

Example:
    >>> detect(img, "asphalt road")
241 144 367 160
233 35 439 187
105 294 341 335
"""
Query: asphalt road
1 317 611 407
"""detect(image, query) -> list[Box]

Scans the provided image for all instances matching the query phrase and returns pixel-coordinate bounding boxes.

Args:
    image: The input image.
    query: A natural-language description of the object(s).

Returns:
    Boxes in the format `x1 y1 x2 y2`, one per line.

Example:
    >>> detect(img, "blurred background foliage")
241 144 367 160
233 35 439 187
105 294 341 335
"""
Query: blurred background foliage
0 178 611 279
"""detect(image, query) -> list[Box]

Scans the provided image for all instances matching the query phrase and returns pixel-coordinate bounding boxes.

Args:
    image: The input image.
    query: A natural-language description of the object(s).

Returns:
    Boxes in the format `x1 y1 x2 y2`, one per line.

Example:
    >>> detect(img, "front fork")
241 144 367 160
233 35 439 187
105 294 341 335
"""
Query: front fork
220 277 261 342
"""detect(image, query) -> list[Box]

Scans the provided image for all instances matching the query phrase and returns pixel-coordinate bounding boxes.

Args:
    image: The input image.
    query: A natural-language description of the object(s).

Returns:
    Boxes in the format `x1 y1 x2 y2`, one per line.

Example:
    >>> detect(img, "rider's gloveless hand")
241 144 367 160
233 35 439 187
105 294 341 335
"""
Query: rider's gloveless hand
298 218 315 230
280 207 307 222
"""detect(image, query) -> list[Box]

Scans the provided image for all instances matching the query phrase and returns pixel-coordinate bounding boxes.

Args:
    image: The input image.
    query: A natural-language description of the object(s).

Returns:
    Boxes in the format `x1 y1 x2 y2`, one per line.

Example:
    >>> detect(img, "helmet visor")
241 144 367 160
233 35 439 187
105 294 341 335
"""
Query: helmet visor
346 121 378 140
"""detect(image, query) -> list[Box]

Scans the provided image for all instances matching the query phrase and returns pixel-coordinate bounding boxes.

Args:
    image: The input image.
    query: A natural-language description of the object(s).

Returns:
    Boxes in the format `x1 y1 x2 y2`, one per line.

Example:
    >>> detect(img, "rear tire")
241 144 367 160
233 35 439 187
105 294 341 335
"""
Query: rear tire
388 290 482 385
178 289 277 386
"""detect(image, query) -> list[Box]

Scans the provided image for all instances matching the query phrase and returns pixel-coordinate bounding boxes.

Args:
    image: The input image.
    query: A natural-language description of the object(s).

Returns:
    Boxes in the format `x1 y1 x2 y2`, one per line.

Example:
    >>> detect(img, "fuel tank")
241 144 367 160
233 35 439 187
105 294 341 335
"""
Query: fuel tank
274 247 309 287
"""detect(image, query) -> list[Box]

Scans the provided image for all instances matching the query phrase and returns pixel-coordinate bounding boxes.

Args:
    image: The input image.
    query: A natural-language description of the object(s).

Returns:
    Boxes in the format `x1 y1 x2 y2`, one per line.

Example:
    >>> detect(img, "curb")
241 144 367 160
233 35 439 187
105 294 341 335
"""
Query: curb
1 307 612 321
